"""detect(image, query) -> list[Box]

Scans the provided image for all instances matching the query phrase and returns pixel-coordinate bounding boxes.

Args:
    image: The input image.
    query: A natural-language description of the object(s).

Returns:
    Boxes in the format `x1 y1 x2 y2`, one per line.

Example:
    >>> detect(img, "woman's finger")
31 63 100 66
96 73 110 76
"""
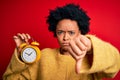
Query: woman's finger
67 46 84 74
26 33 31 39
21 33 29 42
67 46 83 60
80 35 89 47
75 37 87 51
13 35 19 39
13 35 23 47
76 58 83 74
69 40 82 56
80 35 92 51
17 33 25 40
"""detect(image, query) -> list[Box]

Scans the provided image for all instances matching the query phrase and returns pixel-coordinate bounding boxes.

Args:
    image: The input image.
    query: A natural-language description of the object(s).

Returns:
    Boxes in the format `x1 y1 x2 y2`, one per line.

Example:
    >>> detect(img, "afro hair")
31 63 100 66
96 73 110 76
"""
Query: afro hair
46 3 91 37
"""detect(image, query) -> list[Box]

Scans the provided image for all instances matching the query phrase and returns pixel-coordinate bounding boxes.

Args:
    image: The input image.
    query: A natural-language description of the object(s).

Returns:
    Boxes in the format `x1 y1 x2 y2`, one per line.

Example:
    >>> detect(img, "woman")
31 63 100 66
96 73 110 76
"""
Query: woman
3 3 120 80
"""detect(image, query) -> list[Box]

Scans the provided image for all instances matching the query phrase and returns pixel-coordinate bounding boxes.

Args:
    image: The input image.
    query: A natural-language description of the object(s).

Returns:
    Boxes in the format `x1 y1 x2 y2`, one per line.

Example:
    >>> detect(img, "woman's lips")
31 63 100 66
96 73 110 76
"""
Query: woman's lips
62 42 69 46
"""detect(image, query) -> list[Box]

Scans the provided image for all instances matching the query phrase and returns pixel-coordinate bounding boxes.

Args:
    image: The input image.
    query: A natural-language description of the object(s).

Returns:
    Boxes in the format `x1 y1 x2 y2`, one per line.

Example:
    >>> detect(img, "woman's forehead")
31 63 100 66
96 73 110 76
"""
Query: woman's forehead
56 19 79 30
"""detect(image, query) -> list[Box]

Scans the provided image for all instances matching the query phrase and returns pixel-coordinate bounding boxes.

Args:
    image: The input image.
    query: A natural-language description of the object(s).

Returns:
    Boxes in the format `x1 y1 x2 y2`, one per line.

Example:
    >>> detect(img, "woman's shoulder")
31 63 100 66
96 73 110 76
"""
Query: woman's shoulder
40 48 59 62
41 48 59 56
41 48 58 52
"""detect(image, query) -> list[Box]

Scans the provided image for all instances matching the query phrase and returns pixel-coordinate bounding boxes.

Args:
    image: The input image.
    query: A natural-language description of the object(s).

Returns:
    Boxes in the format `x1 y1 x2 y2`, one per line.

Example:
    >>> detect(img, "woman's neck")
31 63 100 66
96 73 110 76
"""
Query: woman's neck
60 48 70 56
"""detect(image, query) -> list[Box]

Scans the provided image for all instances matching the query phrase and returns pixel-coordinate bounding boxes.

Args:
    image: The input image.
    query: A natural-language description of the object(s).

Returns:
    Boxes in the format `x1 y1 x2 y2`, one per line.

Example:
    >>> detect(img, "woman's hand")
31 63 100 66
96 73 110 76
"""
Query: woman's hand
13 33 31 52
68 34 92 74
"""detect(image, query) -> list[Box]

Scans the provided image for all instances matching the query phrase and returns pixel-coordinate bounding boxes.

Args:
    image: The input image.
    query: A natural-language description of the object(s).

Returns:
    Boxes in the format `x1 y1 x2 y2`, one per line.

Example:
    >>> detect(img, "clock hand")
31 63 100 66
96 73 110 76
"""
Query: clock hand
25 52 29 55
28 51 33 56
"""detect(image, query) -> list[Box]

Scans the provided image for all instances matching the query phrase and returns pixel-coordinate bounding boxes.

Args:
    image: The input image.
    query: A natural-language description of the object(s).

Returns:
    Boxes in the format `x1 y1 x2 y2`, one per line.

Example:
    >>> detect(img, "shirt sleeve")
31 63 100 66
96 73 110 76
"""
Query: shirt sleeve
3 48 39 80
81 35 120 78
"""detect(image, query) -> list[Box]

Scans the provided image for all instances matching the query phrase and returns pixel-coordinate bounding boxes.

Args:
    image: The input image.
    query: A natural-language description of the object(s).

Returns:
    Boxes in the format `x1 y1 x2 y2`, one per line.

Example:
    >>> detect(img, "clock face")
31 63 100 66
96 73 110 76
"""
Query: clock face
22 47 37 63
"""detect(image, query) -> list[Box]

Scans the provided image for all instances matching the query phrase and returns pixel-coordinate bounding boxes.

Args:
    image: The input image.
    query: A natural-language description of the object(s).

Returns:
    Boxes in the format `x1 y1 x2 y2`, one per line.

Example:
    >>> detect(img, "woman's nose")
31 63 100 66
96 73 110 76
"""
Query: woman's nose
63 33 70 41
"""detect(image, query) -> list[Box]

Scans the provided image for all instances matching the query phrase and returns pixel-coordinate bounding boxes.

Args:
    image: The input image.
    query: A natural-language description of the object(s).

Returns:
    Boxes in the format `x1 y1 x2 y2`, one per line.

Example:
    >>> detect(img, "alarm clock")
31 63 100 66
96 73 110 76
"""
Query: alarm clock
20 41 41 64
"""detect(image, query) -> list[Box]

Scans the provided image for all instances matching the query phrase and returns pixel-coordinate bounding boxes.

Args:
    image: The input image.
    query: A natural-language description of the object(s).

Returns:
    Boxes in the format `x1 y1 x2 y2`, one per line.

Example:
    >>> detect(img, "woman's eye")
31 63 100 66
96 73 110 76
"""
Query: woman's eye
69 31 75 35
57 31 63 35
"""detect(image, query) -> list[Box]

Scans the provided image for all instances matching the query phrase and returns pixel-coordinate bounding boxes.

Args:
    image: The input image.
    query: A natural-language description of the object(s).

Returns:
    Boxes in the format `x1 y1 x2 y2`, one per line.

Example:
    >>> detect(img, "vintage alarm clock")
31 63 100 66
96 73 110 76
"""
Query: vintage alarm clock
20 41 41 64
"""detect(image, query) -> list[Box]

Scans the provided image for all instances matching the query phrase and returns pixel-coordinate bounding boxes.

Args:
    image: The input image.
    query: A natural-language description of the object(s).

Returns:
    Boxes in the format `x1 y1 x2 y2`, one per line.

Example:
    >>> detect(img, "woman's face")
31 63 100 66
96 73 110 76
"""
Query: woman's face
56 19 80 50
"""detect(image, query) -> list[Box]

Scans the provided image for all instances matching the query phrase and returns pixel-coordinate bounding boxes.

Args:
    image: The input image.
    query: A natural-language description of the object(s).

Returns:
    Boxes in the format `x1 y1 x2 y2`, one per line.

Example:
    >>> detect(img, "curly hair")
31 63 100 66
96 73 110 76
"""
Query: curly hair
46 3 91 37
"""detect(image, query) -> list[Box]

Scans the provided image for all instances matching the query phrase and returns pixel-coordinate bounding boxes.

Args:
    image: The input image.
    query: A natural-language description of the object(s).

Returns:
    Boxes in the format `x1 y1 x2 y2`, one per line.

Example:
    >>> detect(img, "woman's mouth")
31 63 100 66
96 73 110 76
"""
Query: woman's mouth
62 42 69 46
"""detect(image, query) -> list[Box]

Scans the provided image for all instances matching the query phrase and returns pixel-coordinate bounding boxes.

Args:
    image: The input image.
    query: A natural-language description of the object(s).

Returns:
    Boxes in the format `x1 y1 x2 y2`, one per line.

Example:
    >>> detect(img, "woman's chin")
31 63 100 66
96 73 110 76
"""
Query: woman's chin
61 46 69 51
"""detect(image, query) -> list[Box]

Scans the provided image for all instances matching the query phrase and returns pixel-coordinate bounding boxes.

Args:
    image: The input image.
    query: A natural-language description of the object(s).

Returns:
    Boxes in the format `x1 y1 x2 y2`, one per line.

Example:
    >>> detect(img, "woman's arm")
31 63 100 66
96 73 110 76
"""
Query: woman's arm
82 35 120 78
3 33 39 80
3 49 39 80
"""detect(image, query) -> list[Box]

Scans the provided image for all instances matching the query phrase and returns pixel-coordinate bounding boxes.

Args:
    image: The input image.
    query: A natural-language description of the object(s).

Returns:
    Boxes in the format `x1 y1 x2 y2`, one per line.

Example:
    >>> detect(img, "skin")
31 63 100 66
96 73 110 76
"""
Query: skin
13 19 91 74
56 19 92 73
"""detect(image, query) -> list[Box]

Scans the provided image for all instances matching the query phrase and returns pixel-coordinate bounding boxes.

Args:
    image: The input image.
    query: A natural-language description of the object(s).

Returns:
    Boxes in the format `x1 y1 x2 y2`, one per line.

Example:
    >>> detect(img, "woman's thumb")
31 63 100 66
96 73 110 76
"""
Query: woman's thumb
75 59 83 74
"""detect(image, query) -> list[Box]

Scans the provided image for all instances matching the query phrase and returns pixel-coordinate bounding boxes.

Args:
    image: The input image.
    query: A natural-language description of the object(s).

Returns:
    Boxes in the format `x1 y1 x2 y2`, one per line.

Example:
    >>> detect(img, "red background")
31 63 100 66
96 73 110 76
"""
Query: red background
0 0 120 80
